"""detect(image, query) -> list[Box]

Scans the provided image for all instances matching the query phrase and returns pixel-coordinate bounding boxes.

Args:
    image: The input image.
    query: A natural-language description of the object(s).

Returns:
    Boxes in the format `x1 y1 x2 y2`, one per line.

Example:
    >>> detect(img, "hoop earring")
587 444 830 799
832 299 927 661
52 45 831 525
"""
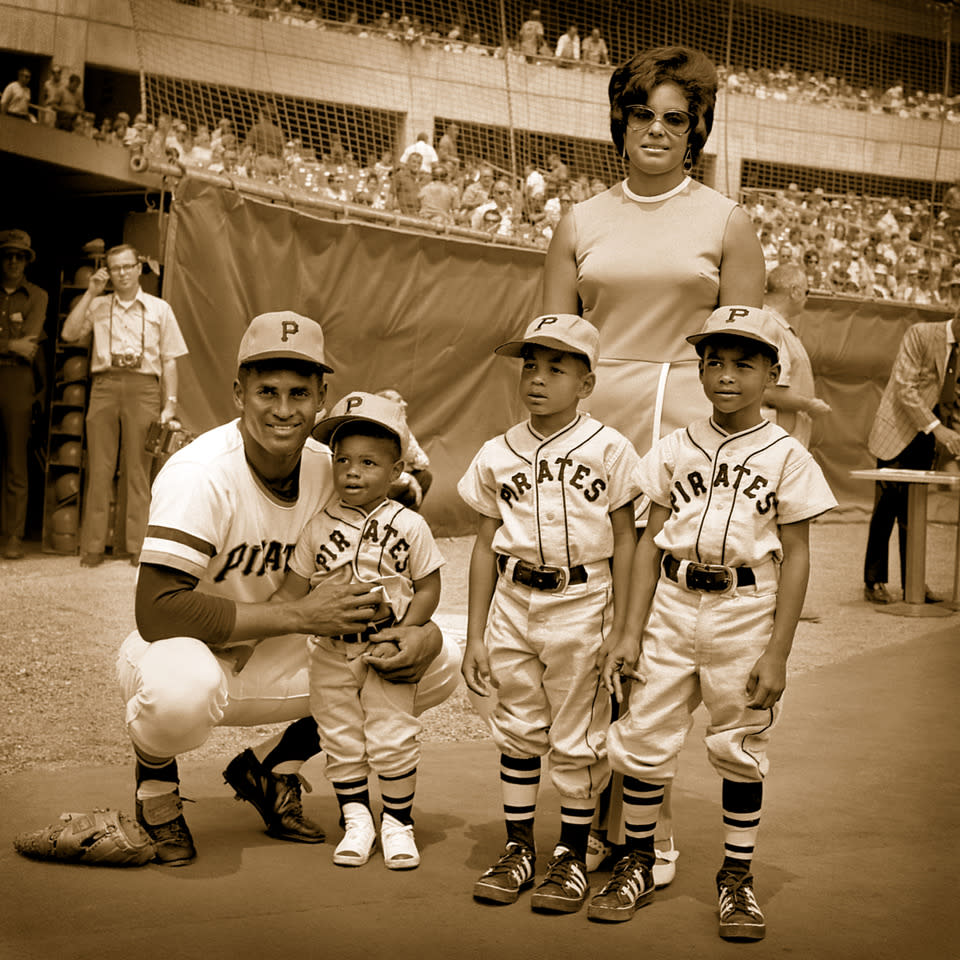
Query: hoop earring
683 146 693 174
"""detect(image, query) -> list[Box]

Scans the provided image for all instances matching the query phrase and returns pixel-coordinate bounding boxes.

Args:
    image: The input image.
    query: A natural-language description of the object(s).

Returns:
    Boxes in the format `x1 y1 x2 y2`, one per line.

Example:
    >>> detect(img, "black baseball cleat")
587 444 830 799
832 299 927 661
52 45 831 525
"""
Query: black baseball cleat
223 748 325 843
135 790 197 867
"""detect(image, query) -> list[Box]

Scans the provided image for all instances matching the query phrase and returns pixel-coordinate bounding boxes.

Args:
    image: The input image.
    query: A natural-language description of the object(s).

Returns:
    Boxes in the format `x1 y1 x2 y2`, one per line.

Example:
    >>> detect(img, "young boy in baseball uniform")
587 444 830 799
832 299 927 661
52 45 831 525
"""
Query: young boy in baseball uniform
589 307 836 938
458 314 643 914
271 392 444 870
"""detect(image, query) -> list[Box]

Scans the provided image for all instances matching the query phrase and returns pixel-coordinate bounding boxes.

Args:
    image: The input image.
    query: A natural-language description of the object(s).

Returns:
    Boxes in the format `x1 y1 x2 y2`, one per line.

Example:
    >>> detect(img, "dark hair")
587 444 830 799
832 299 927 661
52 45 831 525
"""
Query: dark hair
238 357 326 384
331 421 401 460
696 333 778 366
608 46 718 163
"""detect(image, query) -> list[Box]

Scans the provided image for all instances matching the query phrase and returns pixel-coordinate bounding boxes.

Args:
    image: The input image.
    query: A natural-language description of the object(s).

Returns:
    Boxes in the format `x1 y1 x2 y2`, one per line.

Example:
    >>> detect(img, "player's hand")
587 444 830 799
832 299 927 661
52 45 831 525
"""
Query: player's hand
806 398 832 417
361 621 442 683
745 652 787 710
461 638 497 697
295 575 382 637
599 636 643 704
88 266 110 296
222 641 257 675
7 336 38 361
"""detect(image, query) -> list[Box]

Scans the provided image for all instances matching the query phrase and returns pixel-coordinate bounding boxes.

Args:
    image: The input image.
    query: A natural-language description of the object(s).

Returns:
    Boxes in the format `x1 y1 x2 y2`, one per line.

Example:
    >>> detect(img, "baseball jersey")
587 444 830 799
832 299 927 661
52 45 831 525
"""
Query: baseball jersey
762 307 816 447
457 413 643 567
639 417 837 568
288 496 444 621
140 420 334 603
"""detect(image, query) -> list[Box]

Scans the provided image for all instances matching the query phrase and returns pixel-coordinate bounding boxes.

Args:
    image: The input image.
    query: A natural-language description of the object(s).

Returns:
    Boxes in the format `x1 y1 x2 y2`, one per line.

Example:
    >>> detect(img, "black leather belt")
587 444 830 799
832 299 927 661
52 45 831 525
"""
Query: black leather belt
336 614 396 644
662 554 755 592
497 554 587 591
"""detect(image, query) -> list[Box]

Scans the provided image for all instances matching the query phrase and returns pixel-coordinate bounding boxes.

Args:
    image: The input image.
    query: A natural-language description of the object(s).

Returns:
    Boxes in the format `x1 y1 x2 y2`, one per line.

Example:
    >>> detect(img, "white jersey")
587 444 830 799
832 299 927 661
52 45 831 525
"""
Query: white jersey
288 496 444 621
457 413 643 567
639 417 837 567
140 419 334 603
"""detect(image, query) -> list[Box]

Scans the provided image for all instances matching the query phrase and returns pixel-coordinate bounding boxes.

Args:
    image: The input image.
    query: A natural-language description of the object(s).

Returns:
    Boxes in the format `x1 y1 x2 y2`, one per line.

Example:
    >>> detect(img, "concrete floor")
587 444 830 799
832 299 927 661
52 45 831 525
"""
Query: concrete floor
2 619 958 960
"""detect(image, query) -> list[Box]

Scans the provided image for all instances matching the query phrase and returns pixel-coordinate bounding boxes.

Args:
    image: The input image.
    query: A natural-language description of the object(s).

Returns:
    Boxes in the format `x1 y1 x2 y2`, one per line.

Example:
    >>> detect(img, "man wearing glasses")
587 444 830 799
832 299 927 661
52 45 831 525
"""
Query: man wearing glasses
0 229 47 559
61 244 187 568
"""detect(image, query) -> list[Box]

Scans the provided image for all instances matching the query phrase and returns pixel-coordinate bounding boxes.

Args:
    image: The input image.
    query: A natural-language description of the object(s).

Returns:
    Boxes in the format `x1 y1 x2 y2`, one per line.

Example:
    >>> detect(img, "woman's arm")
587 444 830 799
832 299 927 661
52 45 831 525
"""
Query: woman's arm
718 206 766 308
541 213 581 314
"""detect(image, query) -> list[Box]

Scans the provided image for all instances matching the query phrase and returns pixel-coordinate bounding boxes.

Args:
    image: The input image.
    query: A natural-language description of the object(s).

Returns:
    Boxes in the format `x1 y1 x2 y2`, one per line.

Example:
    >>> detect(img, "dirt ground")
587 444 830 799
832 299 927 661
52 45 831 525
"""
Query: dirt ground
1 518 958 777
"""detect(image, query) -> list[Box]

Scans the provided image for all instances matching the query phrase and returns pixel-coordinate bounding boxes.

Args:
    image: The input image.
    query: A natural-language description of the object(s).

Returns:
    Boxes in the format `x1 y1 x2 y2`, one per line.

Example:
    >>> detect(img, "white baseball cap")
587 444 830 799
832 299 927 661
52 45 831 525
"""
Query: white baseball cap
237 311 334 373
686 306 781 359
495 313 600 370
312 391 405 446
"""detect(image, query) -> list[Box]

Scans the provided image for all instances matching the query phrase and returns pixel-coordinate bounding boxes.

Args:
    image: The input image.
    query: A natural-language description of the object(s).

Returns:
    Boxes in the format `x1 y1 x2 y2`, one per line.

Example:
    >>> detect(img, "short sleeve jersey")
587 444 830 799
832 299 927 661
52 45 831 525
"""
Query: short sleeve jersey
288 497 444 621
457 414 643 567
639 417 837 567
140 420 334 603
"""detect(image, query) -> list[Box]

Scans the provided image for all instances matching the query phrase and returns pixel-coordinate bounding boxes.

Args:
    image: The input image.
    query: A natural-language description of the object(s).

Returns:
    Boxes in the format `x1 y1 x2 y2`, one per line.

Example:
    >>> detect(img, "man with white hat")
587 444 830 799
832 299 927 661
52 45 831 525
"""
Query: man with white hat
0 229 47 558
116 311 460 865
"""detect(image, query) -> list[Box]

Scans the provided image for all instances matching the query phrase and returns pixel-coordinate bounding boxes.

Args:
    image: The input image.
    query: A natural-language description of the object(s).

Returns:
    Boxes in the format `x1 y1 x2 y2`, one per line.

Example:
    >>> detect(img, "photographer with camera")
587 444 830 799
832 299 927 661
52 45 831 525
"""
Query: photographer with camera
61 244 187 568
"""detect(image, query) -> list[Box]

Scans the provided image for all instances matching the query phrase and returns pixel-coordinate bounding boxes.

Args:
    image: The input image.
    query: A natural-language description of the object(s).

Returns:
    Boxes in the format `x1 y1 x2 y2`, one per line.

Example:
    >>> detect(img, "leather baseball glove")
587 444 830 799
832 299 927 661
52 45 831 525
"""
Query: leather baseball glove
13 809 156 866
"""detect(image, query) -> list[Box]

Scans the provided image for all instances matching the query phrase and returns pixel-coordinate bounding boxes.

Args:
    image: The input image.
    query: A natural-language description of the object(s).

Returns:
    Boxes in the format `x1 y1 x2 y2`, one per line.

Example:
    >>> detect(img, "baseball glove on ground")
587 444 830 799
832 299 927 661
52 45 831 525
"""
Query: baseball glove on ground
13 809 156 866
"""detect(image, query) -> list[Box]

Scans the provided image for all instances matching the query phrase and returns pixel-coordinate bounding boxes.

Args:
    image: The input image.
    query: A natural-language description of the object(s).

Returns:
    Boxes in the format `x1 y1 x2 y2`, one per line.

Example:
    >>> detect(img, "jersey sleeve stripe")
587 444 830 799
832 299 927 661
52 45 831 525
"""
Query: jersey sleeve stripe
144 524 216 557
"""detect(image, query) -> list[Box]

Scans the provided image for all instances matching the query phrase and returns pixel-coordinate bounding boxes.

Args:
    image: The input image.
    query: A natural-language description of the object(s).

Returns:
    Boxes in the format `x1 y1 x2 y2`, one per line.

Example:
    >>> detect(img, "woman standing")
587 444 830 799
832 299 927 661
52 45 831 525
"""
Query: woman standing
541 45 765 885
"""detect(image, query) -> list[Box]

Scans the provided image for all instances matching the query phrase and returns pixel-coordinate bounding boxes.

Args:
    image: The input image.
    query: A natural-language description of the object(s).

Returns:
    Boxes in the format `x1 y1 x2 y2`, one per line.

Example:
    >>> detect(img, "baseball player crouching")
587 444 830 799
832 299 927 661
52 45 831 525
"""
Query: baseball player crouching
117 312 460 865
458 314 643 914
271 392 444 870
590 307 836 938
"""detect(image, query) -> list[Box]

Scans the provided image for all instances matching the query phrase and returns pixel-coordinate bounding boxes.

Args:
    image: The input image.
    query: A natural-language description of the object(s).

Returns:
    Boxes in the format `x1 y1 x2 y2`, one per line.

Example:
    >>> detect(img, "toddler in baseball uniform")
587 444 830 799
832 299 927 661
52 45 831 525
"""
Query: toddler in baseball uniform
271 391 444 870
458 314 643 914
589 307 836 938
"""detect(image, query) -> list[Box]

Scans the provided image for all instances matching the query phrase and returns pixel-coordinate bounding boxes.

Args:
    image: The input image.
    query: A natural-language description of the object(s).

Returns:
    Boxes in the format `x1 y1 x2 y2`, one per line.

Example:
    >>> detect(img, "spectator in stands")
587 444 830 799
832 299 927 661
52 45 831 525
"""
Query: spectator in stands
94 117 114 143
40 65 63 108
1 67 33 120
50 73 84 131
544 152 570 194
419 163 457 224
518 9 545 61
523 161 546 214
392 152 423 215
324 169 353 202
471 179 516 235
399 132 438 169
555 25 581 63
112 111 131 145
803 247 827 291
126 112 148 148
245 106 285 177
581 27 610 66
178 129 208 168
437 123 459 164
465 33 488 56
458 164 494 222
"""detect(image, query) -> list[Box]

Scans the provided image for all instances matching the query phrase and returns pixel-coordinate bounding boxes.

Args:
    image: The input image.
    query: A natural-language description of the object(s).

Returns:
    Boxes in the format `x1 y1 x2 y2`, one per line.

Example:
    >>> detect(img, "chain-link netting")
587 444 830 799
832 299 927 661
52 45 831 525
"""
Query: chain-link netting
121 0 960 301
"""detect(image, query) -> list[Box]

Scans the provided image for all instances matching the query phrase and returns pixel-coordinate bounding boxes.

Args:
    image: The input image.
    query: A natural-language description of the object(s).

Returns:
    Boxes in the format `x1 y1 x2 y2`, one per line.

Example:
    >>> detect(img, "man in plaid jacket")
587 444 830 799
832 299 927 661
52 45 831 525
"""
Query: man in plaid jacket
863 314 960 603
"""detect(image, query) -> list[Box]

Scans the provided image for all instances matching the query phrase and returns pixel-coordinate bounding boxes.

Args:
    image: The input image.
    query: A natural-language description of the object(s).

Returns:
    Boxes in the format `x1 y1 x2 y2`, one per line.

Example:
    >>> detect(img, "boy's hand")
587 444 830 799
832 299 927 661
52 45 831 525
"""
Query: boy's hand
746 651 787 709
600 636 643 704
461 639 497 698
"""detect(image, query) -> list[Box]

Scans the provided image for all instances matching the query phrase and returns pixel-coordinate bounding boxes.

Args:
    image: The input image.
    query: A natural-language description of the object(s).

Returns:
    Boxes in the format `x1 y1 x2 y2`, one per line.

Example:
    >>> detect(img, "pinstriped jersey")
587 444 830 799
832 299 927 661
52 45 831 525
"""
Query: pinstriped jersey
140 419 334 602
457 413 643 567
288 496 444 621
639 417 837 567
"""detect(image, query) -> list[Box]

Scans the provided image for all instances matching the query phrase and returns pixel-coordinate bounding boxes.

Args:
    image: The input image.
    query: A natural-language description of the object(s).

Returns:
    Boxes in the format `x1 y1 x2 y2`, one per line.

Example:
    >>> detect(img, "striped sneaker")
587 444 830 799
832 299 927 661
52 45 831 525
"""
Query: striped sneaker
587 850 655 922
473 842 536 904
718 870 766 940
530 845 589 913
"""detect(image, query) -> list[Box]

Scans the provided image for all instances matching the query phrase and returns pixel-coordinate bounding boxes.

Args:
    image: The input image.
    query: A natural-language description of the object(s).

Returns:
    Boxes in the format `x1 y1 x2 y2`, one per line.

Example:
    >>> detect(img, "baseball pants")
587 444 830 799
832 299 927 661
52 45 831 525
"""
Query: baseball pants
606 570 781 785
484 561 613 801
117 629 462 761
309 636 418 783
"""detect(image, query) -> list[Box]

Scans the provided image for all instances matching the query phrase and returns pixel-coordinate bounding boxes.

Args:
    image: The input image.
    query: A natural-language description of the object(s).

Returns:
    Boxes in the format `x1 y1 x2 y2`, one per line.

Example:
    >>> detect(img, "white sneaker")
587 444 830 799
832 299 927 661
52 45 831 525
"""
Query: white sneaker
333 803 376 867
584 831 613 873
380 812 420 870
653 837 679 888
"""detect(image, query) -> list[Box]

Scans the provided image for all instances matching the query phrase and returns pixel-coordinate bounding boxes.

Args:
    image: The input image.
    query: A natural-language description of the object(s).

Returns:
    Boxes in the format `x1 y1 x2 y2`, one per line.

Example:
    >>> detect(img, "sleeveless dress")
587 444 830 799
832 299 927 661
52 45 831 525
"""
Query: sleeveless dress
572 177 739 456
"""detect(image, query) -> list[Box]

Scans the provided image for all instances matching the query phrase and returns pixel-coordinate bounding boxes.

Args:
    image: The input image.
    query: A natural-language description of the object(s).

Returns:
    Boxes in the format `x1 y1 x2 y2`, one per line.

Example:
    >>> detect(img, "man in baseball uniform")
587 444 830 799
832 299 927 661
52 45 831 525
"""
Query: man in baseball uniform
458 314 643 914
117 311 461 865
591 307 836 938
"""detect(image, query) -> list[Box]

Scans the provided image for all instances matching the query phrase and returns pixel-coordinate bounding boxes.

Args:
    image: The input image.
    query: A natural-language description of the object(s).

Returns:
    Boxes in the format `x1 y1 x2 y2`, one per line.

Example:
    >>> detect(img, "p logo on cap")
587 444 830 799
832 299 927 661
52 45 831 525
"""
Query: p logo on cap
237 311 334 374
312 391 406 446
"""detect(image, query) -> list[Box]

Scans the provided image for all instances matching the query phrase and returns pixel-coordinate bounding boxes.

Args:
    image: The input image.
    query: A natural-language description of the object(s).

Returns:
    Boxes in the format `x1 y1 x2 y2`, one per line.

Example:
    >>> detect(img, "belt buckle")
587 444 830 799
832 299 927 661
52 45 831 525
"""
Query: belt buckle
527 563 566 593
686 562 734 593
